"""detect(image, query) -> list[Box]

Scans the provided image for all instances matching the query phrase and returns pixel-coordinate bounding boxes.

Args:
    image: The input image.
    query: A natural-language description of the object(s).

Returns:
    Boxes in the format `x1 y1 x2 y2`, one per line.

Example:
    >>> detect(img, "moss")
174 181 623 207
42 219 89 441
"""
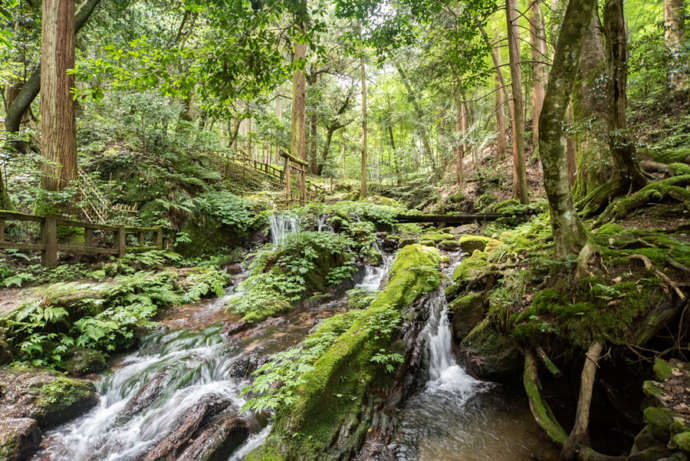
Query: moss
419 230 454 244
654 358 676 382
671 421 690 436
438 239 461 251
448 292 486 342
34 377 97 427
643 380 666 407
458 235 501 253
453 250 490 283
672 432 690 452
63 348 107 377
600 175 690 222
461 319 520 378
523 352 568 445
644 407 674 440
248 244 441 460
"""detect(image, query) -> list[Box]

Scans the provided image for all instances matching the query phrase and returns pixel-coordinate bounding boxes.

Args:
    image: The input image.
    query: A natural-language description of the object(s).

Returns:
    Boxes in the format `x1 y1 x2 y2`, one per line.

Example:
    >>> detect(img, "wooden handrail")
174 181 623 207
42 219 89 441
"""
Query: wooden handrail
0 210 168 267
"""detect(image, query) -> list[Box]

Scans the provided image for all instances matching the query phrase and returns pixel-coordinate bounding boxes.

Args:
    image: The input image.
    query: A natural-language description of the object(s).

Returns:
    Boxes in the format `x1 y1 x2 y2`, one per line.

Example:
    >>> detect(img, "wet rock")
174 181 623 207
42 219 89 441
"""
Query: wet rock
448 292 486 342
226 264 244 275
177 413 260 461
460 319 520 380
0 418 41 461
63 347 107 377
0 366 98 429
123 369 173 417
140 393 234 461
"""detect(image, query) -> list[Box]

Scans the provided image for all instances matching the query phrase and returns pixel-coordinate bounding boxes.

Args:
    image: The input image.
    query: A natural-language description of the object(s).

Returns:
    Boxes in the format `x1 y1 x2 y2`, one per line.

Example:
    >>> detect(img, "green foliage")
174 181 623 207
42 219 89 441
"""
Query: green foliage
228 232 357 324
193 191 255 232
1 266 229 369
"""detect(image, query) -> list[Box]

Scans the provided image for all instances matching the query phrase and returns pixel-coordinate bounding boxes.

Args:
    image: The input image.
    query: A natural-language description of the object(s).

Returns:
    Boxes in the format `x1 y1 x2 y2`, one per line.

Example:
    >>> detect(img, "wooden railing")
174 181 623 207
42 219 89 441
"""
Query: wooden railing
0 211 167 268
223 151 327 196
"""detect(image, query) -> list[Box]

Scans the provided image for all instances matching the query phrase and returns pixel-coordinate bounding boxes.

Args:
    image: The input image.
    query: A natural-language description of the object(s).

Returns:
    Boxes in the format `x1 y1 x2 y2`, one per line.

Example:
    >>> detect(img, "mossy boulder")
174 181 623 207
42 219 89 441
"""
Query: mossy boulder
448 292 486 342
0 366 98 429
644 407 674 440
672 432 690 452
439 239 462 251
63 348 107 377
655 358 676 382
0 418 41 461
247 244 441 461
458 235 501 253
460 318 520 379
346 288 378 310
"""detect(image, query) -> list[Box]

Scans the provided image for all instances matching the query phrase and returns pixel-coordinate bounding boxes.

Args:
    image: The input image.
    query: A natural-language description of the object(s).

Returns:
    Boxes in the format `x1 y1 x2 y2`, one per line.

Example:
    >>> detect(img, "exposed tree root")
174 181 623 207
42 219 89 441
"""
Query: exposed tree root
630 254 686 300
576 241 599 279
523 350 568 445
537 346 562 377
562 341 603 461
597 175 690 224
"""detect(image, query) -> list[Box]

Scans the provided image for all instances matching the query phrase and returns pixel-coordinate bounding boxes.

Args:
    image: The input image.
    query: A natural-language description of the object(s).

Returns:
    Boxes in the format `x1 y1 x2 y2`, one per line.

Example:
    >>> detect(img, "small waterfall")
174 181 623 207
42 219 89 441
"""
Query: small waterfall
356 244 395 292
269 213 300 247
424 254 481 394
316 214 333 233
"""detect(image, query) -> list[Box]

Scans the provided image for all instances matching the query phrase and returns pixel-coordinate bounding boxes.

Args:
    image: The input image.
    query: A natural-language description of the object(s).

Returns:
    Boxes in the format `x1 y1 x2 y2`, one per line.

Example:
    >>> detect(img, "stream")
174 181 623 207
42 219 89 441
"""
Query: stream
32 218 558 460
391 254 560 461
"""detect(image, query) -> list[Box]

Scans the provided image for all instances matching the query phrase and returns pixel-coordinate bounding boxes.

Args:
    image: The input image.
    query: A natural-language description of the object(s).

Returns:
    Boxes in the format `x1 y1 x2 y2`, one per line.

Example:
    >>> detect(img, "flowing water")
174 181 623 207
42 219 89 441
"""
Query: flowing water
392 253 560 461
268 212 300 247
33 248 557 461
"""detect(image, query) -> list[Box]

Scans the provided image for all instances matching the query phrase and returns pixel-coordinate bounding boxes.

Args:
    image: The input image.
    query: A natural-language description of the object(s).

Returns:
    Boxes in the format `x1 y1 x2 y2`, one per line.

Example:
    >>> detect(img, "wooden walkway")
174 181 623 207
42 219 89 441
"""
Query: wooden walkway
0 211 167 267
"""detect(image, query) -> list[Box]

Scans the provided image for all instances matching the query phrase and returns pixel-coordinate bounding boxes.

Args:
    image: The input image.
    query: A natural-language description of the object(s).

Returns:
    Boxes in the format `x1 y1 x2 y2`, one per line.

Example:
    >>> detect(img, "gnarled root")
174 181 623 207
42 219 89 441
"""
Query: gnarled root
523 350 568 445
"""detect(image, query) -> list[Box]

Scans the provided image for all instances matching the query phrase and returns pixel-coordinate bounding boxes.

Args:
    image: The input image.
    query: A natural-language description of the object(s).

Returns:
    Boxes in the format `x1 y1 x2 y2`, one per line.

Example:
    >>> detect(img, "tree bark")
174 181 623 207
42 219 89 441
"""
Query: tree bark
603 0 647 194
539 0 593 257
495 45 508 161
664 0 687 89
566 103 577 186
290 35 307 203
41 0 77 192
360 55 368 199
529 0 548 151
506 0 530 204
310 113 318 174
5 0 101 134
455 94 465 185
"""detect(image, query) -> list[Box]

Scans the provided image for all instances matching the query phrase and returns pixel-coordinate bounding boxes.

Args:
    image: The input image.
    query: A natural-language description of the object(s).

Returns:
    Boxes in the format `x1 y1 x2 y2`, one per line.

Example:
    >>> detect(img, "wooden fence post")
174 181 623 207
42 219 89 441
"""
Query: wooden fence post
41 216 58 268
117 226 126 257
85 228 95 247
155 228 163 249
138 231 145 247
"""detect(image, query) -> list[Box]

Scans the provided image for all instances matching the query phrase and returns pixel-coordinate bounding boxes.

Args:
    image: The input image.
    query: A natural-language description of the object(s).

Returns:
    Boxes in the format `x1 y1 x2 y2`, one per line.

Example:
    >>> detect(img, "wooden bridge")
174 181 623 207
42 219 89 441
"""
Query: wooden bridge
0 211 167 268
394 212 535 224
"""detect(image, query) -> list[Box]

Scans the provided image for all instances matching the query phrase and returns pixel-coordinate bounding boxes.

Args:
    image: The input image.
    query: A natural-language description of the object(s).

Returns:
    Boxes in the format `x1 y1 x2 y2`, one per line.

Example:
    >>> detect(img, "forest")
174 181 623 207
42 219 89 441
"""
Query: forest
0 0 689 460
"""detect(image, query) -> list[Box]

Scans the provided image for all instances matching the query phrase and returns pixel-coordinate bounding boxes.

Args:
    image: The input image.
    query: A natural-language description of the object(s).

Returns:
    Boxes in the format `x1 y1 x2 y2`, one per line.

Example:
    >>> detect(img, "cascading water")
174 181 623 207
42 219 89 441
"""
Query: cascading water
357 243 395 291
392 253 560 461
316 214 333 233
268 213 300 247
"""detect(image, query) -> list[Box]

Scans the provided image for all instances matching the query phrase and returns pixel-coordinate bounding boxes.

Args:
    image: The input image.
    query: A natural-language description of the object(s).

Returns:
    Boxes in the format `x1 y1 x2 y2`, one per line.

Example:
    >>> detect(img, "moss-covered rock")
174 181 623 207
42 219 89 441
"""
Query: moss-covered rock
346 288 378 310
246 244 441 461
448 292 486 342
0 366 98 429
438 239 462 251
458 235 501 253
0 418 41 461
460 318 520 379
63 348 107 377
644 407 674 440
672 432 690 452
655 358 676 382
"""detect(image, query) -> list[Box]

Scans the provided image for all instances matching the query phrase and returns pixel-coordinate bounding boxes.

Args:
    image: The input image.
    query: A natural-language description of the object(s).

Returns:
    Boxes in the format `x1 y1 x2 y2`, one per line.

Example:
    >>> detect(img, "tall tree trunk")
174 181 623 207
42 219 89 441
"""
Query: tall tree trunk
310 113 318 174
290 37 307 203
6 0 101 134
566 103 577 186
318 126 336 176
495 45 508 161
603 0 647 194
360 55 368 199
455 94 465 185
41 0 77 192
506 0 529 204
529 0 548 151
664 0 687 89
539 0 594 258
